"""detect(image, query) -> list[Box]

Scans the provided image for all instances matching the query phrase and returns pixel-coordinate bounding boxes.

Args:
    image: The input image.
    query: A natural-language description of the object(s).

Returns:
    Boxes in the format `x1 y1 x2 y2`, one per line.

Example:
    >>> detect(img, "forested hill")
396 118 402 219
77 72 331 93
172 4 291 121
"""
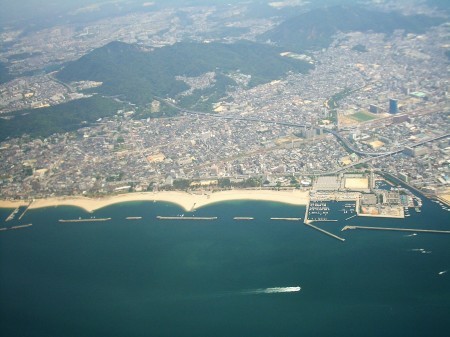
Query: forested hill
56 40 313 107
259 5 445 52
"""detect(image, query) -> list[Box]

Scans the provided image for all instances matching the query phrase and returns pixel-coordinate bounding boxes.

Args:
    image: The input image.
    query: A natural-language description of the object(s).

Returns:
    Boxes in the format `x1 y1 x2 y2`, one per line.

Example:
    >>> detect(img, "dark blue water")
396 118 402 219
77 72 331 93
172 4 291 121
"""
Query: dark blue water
1 198 449 337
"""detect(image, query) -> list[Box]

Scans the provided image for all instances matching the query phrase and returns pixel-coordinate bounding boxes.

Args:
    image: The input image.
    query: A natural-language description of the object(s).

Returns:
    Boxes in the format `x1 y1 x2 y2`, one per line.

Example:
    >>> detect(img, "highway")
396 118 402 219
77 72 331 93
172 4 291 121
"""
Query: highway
160 98 449 160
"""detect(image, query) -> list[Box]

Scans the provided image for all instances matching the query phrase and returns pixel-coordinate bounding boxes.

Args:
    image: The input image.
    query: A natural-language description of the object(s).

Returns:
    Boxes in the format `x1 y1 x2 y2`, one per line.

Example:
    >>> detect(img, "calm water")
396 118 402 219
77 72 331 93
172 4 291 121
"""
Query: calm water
1 198 449 337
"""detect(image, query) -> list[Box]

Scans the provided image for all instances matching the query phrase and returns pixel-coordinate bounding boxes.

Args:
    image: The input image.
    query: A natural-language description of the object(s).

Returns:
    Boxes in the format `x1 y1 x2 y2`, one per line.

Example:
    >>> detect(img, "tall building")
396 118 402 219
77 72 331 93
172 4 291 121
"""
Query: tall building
389 99 399 114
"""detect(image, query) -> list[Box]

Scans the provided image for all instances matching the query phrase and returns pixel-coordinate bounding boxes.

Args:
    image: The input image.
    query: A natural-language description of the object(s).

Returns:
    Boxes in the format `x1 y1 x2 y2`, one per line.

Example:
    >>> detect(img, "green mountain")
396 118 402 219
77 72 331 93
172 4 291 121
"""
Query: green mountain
56 40 313 108
0 96 122 141
259 5 445 52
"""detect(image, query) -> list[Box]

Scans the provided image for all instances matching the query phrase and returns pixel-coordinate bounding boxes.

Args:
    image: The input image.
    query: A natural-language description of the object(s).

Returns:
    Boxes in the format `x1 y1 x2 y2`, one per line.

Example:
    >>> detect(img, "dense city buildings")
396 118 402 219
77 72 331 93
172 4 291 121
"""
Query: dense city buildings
0 0 448 203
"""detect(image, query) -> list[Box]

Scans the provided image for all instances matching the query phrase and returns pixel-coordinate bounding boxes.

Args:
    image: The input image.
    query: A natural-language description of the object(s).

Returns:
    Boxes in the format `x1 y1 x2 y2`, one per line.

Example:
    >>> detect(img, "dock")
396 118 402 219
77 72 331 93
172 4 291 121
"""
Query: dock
270 217 302 221
156 216 217 220
233 217 254 220
59 218 112 223
126 217 142 220
345 214 357 221
341 225 450 234
304 223 345 242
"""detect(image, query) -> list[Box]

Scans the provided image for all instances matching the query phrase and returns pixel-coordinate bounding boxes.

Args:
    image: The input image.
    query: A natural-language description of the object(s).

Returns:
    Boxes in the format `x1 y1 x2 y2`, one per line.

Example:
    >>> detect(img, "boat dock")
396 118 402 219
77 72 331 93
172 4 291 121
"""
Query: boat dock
304 223 345 242
59 218 112 223
126 217 142 220
156 216 217 220
233 217 254 220
270 217 302 221
341 225 450 234
345 214 357 221
5 207 20 221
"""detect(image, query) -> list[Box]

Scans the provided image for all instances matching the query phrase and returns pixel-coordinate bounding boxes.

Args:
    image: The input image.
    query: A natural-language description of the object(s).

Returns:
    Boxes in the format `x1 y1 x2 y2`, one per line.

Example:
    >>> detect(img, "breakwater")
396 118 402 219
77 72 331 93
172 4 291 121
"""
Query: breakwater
59 218 112 223
156 216 217 220
342 225 450 234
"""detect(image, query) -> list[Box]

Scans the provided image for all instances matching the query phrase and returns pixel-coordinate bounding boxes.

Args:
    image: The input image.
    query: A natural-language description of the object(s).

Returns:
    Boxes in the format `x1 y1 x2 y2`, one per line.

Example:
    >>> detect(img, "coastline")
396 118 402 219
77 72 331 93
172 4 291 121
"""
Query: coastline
0 190 309 212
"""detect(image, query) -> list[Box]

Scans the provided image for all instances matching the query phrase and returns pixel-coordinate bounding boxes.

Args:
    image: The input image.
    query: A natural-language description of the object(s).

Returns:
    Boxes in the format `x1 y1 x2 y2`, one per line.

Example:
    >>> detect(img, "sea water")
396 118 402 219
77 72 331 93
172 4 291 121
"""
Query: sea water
0 198 449 337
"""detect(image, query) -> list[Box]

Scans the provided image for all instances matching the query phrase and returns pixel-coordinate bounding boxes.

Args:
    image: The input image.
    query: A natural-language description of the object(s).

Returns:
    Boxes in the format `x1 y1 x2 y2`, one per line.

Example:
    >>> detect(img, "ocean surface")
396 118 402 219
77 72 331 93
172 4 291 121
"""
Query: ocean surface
1 196 450 337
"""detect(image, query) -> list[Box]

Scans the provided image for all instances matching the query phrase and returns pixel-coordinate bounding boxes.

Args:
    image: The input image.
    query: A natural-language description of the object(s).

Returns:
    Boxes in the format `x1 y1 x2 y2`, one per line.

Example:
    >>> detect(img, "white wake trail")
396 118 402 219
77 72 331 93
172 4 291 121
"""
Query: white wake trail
243 286 301 295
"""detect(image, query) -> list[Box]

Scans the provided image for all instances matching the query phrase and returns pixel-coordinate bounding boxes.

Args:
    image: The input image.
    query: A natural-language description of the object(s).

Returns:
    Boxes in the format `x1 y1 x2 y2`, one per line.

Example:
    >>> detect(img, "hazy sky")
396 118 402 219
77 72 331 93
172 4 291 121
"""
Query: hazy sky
0 0 249 27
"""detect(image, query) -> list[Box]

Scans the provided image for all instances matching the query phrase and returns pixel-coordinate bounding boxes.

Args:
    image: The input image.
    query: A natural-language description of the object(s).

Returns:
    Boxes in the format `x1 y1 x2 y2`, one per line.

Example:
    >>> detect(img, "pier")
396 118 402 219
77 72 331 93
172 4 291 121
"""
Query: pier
59 218 112 223
342 225 450 234
5 207 20 221
18 200 33 220
270 217 302 221
156 216 217 220
233 217 254 220
126 217 142 220
304 223 346 242
345 214 357 221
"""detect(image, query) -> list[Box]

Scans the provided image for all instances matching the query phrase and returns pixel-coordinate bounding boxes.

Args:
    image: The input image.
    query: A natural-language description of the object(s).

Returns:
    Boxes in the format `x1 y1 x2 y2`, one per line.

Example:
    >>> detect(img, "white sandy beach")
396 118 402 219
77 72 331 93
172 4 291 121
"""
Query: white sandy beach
0 189 308 212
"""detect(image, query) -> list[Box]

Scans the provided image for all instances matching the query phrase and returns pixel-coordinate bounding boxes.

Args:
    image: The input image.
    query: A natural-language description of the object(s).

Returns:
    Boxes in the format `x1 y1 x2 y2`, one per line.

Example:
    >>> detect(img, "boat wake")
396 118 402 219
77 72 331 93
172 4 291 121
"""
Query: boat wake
241 286 301 295
405 233 417 237
438 270 448 275
410 248 431 254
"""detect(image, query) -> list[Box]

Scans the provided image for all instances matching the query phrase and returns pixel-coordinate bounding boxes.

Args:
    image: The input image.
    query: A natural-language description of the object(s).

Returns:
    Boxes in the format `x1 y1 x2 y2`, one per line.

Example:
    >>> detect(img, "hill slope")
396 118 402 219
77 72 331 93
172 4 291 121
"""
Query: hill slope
259 5 445 52
56 41 313 108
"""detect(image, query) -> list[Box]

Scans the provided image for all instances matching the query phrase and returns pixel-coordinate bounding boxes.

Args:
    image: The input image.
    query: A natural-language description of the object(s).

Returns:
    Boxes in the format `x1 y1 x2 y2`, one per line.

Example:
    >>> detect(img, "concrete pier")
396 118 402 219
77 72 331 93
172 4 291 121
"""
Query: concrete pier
304 223 346 242
342 225 450 234
156 216 217 220
18 200 33 220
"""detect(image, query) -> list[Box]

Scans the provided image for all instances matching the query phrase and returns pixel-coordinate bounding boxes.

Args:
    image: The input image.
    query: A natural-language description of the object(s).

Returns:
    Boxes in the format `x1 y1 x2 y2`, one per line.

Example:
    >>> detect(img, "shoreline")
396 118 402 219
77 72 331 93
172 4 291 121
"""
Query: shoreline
0 190 309 213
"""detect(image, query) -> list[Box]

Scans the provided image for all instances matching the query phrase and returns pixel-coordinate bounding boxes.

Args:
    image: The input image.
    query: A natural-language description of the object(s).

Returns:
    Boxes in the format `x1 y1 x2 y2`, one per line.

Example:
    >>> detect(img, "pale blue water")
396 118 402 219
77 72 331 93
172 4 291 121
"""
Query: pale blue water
1 198 449 337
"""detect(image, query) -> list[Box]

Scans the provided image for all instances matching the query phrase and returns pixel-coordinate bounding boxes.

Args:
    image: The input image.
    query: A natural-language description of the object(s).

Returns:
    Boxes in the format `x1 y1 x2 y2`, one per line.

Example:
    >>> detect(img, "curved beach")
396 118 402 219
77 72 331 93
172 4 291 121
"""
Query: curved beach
0 189 308 212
